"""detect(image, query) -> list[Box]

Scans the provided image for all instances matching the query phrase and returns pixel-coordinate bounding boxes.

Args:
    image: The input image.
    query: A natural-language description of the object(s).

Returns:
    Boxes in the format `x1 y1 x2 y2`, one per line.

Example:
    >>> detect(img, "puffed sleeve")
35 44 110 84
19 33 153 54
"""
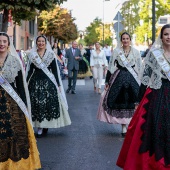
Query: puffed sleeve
105 70 112 84
15 70 27 106
50 59 60 87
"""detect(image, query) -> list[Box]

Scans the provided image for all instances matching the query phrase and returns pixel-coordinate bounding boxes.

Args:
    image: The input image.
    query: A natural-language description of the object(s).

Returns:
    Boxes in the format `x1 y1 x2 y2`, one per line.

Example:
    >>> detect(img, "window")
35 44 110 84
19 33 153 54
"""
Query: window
20 37 24 50
29 20 34 35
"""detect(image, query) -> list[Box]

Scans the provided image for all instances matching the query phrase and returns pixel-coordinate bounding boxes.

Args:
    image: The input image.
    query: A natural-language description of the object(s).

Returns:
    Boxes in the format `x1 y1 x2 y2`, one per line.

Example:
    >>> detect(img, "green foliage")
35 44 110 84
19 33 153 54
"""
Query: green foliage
0 0 67 32
38 6 78 43
84 18 113 46
120 0 170 44
121 0 140 36
84 18 102 45
78 38 86 46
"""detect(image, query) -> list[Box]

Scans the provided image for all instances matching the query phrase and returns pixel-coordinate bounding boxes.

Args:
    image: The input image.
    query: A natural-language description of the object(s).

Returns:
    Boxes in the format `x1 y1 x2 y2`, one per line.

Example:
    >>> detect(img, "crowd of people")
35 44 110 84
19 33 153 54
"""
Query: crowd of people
1 24 170 170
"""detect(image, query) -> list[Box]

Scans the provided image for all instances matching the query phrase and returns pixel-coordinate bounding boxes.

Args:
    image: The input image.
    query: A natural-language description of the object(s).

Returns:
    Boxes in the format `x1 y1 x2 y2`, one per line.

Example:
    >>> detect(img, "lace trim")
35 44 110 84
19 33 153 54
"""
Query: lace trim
29 50 55 67
2 54 21 83
109 47 142 75
141 50 167 89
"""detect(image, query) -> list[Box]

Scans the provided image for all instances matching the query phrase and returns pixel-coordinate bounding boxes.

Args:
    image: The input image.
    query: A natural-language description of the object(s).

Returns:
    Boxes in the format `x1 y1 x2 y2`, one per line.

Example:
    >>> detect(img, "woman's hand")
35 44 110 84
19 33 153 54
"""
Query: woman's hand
91 66 94 71
104 84 109 90
135 103 139 111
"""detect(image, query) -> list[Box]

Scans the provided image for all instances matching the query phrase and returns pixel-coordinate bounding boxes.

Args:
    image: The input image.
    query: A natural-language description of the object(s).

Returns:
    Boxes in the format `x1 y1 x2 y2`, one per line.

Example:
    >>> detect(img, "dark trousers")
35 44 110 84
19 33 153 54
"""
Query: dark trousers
68 68 78 91
106 56 110 63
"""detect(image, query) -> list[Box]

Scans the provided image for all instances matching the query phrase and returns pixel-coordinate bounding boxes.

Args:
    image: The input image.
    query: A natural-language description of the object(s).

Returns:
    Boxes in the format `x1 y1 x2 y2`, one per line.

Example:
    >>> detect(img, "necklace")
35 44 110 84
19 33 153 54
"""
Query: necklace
37 50 46 58
123 47 131 57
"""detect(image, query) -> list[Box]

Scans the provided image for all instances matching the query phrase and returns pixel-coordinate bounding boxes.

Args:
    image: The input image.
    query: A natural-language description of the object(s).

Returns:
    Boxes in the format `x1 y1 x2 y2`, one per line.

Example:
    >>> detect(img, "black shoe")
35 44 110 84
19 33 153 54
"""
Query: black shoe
90 76 93 79
43 128 48 135
66 88 71 93
121 132 126 138
71 90 76 94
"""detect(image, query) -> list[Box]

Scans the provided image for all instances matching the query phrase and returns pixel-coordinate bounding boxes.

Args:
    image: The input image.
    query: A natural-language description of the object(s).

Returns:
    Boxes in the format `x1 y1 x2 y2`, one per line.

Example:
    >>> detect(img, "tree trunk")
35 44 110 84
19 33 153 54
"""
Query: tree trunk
1 9 9 33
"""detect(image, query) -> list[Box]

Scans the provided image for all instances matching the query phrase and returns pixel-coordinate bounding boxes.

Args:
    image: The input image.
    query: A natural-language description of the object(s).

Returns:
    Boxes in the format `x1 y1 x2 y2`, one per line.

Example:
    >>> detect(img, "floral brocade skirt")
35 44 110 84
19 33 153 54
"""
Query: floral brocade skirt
117 79 170 170
0 88 41 170
97 69 139 125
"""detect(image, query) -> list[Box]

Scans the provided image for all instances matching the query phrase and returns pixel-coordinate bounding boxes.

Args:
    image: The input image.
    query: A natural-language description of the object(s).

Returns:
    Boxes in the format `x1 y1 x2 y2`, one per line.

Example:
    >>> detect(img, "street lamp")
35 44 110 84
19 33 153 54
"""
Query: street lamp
103 0 110 47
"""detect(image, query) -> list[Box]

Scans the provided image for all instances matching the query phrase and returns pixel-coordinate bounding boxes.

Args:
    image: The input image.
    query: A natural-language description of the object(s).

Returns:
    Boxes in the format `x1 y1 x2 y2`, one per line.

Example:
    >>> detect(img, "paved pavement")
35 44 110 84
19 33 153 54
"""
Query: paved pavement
37 78 124 170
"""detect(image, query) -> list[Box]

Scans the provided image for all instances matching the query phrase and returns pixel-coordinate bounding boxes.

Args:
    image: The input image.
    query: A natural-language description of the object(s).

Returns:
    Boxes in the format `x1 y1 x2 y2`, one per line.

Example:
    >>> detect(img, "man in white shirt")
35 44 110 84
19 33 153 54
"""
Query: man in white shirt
103 44 111 64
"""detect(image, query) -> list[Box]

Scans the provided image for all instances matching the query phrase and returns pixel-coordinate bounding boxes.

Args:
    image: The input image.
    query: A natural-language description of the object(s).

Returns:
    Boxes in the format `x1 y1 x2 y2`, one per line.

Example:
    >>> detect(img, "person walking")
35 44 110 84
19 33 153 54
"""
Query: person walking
77 44 92 79
0 32 41 170
65 41 82 94
86 44 94 79
117 24 170 170
26 35 71 138
52 42 65 80
103 43 112 63
97 32 143 136
90 42 108 94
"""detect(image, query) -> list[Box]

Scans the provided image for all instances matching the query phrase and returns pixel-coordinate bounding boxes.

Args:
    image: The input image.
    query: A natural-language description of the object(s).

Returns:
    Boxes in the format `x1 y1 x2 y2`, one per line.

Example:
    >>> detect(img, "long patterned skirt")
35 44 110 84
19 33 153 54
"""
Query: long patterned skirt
28 69 71 128
0 87 41 170
97 69 139 124
117 79 170 170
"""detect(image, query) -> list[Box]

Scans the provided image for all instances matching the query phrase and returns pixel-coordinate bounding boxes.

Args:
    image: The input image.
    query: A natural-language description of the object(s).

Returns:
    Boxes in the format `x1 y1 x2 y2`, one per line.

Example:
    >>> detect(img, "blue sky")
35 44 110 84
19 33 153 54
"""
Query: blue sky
62 0 126 31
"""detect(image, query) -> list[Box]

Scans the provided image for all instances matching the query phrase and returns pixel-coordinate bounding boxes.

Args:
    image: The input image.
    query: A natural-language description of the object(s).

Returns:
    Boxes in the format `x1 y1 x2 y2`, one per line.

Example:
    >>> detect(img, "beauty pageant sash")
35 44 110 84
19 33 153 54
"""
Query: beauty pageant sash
116 49 141 85
0 75 30 119
152 49 170 81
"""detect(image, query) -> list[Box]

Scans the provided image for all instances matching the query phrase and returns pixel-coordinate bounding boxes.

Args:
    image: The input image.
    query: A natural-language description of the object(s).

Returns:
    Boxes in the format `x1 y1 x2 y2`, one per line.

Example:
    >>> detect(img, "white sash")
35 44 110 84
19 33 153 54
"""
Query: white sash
116 49 141 85
31 53 67 107
0 75 30 120
152 49 170 81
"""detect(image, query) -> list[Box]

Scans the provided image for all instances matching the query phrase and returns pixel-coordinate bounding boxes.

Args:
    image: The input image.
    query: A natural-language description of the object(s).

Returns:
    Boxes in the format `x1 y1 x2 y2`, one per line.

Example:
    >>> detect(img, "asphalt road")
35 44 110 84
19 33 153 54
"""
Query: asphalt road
36 78 123 170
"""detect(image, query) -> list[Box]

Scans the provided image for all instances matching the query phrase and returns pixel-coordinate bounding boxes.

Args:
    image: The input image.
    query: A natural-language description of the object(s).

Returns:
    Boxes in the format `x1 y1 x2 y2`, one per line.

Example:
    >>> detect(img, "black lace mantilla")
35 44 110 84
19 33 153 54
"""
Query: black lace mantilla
139 79 170 166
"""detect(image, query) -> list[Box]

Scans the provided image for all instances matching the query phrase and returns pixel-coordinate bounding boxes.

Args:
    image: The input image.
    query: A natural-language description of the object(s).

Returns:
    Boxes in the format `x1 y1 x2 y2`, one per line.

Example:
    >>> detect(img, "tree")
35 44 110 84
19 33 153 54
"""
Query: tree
0 0 67 32
121 0 140 36
84 18 113 46
38 6 78 43
121 0 170 44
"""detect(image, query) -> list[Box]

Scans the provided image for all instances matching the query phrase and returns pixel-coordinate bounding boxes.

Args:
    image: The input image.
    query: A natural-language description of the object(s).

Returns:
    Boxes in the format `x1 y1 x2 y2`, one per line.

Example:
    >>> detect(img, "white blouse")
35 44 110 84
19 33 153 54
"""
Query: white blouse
90 50 108 67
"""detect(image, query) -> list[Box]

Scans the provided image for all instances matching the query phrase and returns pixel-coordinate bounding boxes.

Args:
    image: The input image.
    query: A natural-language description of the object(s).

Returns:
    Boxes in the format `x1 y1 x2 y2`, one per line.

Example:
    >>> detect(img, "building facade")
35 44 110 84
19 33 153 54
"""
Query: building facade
6 17 38 51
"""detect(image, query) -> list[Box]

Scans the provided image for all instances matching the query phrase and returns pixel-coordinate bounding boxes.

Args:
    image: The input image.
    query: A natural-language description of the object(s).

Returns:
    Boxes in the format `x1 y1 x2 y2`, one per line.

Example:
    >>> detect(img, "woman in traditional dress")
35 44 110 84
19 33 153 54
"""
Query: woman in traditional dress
77 44 92 79
26 35 71 138
0 32 41 170
117 24 170 170
97 32 143 136
52 42 65 80
90 42 108 94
